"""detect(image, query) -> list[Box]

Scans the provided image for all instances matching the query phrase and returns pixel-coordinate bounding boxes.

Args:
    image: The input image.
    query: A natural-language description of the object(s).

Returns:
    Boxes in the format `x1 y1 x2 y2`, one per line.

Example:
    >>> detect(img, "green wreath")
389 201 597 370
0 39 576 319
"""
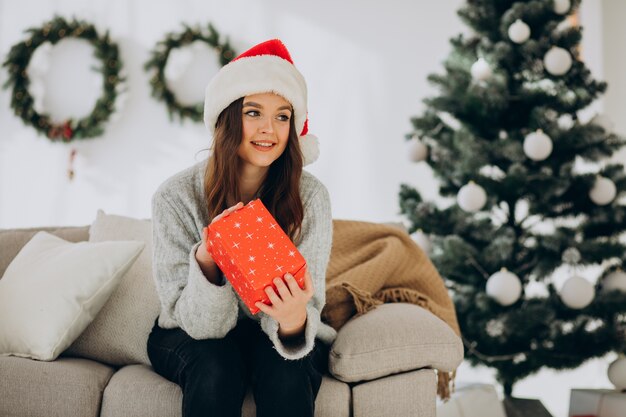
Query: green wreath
145 23 236 123
2 16 124 142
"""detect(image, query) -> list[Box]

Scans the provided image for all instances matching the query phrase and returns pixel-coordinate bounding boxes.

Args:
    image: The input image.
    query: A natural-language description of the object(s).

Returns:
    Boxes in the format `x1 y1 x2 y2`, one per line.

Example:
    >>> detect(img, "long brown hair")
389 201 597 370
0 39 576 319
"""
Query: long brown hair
203 97 304 243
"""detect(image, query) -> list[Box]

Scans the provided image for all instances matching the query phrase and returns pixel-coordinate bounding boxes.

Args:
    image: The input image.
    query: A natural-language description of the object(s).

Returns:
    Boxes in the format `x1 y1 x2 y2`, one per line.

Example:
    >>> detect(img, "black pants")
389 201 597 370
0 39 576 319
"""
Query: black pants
147 317 329 417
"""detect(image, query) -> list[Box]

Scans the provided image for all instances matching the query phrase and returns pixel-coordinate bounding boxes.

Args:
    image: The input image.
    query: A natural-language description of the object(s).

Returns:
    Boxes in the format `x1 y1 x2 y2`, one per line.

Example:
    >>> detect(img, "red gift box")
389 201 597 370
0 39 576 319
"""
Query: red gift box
207 199 307 314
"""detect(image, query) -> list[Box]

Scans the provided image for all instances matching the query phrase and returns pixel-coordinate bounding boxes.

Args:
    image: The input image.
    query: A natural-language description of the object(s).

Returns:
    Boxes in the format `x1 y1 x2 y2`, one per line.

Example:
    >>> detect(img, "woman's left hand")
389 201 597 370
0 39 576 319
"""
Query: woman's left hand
255 269 314 334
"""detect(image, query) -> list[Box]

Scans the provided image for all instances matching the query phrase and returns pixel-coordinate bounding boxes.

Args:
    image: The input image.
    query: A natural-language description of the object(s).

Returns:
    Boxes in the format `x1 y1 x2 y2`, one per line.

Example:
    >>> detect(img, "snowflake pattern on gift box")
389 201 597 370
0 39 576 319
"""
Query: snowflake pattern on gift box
207 199 307 314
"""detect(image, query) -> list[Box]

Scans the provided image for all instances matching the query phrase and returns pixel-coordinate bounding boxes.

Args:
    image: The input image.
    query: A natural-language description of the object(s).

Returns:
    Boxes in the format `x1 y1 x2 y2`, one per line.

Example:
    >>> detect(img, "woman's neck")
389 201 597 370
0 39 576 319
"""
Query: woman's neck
236 164 268 205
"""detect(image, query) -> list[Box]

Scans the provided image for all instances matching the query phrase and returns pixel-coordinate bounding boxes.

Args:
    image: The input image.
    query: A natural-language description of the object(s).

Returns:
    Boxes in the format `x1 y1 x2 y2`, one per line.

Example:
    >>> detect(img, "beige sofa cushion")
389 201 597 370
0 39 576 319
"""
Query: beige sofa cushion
0 232 144 361
0 356 114 417
329 303 463 382
65 210 159 366
352 368 436 417
101 365 351 417
0 226 89 277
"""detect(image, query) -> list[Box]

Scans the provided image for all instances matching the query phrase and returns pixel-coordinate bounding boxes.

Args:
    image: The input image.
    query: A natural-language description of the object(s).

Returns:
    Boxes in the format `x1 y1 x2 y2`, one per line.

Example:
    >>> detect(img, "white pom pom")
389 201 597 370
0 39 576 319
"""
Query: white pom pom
299 134 320 166
560 275 595 309
608 356 626 390
471 58 492 81
407 136 428 162
553 0 571 15
523 129 553 161
457 181 487 212
410 229 432 254
544 47 572 76
508 19 531 44
486 268 522 306
602 270 626 293
589 176 617 206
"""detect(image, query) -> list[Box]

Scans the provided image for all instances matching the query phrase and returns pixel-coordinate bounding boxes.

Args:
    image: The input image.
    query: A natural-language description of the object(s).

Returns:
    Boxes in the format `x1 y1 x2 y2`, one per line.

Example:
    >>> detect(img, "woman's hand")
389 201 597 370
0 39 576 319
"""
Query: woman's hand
255 269 314 338
196 202 244 283
197 201 244 264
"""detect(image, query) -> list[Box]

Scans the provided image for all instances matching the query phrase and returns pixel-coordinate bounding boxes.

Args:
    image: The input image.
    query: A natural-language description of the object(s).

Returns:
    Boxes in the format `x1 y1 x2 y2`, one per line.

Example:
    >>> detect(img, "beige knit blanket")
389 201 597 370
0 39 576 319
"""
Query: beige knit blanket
321 220 461 399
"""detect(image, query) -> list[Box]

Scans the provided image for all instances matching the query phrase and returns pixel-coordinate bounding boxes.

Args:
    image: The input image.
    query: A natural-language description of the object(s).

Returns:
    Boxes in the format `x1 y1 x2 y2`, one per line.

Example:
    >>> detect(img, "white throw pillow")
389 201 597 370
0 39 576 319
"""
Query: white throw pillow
0 231 144 361
64 209 158 366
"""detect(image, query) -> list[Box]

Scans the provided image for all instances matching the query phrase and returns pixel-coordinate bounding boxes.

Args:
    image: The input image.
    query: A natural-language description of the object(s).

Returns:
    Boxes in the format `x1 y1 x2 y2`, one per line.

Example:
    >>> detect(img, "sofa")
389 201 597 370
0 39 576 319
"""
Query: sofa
0 213 463 417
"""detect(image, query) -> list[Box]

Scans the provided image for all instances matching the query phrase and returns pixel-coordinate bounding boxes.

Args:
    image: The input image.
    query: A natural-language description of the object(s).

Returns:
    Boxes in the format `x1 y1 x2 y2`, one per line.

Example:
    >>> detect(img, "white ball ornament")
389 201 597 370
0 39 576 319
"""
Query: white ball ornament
602 270 626 293
410 229 432 254
407 136 428 162
471 58 492 81
607 356 626 390
589 176 617 206
457 181 487 212
486 268 522 306
508 20 531 44
553 0 571 15
557 114 574 130
560 275 595 309
523 129 553 161
544 47 572 76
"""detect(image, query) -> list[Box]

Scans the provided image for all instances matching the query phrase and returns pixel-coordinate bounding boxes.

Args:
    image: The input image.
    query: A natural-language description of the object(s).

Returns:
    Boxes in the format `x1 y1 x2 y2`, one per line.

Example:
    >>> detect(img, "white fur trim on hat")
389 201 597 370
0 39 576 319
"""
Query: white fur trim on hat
299 134 319 166
203 55 307 137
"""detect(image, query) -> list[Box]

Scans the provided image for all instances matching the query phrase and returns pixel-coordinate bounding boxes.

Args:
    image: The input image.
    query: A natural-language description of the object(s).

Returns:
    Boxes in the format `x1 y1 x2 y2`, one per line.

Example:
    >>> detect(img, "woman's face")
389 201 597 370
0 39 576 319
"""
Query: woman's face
238 92 292 169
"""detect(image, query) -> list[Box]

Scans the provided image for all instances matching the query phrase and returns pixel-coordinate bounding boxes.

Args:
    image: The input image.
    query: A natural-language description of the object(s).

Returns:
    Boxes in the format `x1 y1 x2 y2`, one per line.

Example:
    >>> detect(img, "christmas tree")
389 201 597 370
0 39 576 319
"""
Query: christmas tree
399 0 626 395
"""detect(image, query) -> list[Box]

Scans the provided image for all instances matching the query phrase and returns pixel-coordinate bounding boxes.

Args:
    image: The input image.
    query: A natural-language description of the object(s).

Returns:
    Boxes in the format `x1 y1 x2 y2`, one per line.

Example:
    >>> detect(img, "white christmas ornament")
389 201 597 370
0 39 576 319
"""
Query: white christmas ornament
486 268 522 306
407 136 428 162
602 270 626 293
457 181 487 212
544 47 572 76
471 58 492 81
553 0 571 15
556 18 574 33
560 275 595 309
563 90 577 104
523 129 553 161
508 19 531 44
410 229 432 254
557 114 574 130
607 356 626 390
589 176 617 206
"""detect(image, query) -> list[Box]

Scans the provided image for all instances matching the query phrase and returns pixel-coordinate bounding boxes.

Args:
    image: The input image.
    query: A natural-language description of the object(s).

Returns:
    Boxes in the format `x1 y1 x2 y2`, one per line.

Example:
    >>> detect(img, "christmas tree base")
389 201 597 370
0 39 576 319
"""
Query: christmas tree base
502 397 553 417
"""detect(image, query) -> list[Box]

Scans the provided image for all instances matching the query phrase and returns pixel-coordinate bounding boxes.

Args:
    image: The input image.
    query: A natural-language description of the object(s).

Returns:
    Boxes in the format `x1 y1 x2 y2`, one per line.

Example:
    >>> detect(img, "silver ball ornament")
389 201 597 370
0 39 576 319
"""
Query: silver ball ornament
560 275 595 309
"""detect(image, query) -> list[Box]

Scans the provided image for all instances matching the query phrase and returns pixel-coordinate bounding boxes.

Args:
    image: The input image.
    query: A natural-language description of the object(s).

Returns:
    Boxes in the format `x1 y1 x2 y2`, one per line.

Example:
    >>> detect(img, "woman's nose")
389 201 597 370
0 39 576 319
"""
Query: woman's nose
259 116 274 133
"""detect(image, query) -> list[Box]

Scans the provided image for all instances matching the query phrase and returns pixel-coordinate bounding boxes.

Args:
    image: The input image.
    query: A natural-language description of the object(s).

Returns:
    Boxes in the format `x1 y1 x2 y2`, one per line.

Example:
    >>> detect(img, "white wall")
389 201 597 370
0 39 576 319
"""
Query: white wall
1 1 624 416
0 0 464 228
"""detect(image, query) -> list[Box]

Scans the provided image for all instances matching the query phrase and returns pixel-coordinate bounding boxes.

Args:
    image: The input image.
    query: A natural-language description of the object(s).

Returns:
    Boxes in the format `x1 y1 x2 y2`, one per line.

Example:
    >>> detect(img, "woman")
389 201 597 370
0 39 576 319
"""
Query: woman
147 39 337 417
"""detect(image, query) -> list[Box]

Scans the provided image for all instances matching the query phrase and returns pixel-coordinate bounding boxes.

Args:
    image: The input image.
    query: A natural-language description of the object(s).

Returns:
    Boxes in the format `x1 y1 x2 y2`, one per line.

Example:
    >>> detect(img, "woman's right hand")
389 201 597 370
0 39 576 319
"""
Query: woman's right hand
197 201 245 264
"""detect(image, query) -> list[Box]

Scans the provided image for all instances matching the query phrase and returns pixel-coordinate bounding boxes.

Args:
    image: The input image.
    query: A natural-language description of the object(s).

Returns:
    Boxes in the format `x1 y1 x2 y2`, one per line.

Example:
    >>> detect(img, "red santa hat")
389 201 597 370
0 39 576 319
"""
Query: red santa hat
203 39 319 166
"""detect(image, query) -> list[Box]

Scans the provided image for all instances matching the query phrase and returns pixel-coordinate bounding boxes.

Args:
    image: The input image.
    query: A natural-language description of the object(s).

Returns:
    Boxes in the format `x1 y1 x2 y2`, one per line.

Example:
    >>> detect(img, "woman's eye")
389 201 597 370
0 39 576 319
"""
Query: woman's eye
245 111 260 117
277 114 290 122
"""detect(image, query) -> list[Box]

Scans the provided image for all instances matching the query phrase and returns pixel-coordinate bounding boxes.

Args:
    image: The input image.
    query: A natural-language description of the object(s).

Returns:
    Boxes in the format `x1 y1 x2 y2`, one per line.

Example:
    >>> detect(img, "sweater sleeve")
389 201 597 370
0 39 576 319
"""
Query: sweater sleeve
260 183 333 360
151 190 239 339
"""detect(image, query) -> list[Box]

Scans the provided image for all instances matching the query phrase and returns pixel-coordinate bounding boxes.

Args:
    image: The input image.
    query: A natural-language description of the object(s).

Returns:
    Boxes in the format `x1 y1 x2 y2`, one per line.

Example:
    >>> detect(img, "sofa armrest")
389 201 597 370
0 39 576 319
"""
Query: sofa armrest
328 303 463 383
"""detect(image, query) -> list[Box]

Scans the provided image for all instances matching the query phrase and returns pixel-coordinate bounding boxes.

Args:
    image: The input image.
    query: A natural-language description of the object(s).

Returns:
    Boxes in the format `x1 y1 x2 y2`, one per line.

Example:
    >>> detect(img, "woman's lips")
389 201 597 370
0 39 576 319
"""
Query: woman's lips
251 142 276 152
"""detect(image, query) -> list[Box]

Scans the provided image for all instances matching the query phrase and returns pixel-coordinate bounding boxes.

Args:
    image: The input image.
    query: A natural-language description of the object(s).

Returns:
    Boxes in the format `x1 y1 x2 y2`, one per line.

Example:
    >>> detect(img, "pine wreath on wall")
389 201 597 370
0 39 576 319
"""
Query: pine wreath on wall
2 16 126 142
144 23 236 123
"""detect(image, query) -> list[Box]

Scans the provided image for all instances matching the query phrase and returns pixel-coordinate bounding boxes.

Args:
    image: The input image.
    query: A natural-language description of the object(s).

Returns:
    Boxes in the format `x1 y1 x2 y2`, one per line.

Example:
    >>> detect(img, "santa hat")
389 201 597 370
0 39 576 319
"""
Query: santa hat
203 39 319 166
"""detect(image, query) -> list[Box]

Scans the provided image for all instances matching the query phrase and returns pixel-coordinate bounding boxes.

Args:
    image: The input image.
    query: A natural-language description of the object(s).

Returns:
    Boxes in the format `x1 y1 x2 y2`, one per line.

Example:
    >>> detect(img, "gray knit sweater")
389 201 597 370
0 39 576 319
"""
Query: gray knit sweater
151 160 337 360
